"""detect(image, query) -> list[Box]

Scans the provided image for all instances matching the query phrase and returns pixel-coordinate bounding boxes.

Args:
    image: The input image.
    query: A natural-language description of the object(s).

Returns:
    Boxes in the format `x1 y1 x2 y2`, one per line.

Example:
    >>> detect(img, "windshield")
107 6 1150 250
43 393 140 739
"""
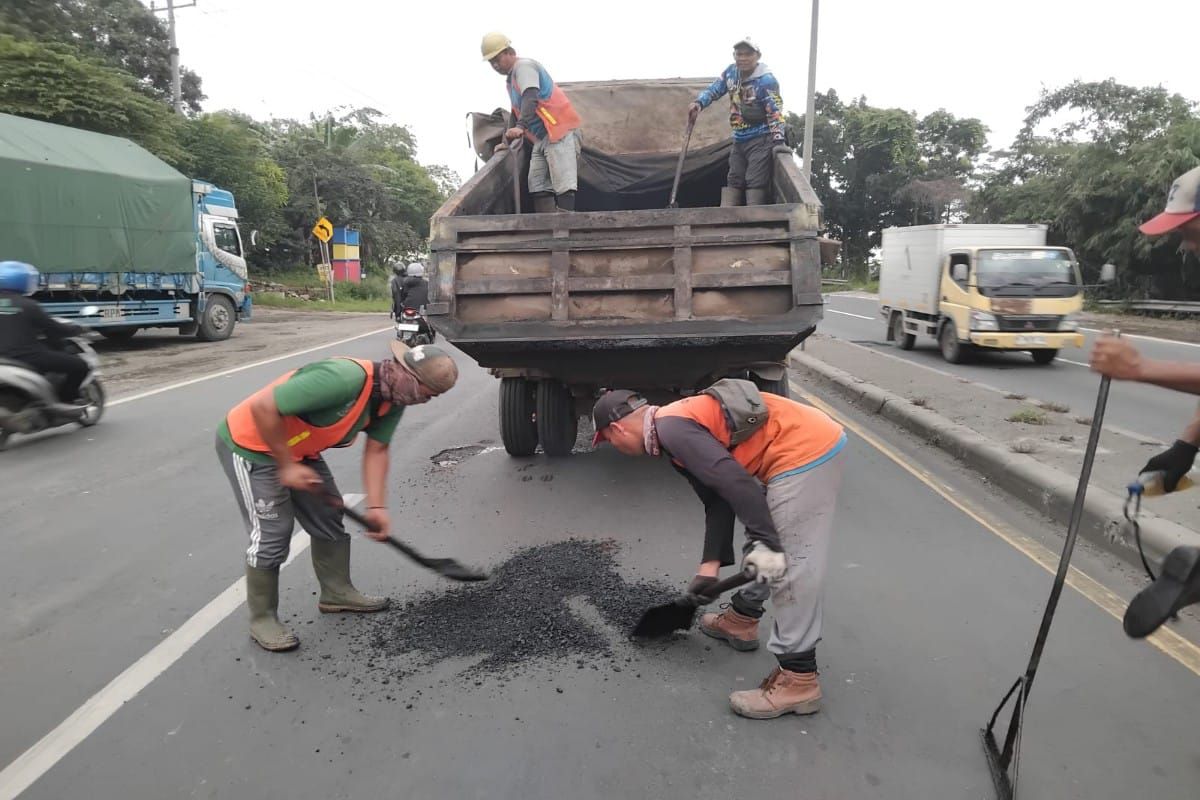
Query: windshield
975 249 1078 296
213 223 242 257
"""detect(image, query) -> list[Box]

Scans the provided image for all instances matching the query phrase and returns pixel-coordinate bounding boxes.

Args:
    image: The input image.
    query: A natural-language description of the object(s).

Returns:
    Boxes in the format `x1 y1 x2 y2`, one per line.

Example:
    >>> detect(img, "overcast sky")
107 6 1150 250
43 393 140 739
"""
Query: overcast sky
171 0 1199 182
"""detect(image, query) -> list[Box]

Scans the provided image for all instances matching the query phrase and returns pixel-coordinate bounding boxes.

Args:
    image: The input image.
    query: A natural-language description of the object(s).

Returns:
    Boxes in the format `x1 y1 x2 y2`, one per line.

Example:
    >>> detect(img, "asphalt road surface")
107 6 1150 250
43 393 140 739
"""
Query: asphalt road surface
821 292 1200 444
2 326 1198 799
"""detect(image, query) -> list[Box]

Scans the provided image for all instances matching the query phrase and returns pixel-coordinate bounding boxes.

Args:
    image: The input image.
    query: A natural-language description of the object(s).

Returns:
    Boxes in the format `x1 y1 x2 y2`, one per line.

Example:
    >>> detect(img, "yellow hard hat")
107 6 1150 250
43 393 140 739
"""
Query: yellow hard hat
481 32 512 61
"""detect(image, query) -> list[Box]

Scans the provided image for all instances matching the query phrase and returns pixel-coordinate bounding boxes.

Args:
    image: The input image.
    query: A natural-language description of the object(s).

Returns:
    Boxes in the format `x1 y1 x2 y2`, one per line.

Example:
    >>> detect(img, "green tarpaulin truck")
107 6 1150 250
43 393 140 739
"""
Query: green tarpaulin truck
0 113 251 341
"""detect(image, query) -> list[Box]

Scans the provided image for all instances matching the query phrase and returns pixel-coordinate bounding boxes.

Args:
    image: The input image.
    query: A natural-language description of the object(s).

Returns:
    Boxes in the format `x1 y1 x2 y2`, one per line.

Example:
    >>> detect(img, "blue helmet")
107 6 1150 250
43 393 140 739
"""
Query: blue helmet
0 261 39 295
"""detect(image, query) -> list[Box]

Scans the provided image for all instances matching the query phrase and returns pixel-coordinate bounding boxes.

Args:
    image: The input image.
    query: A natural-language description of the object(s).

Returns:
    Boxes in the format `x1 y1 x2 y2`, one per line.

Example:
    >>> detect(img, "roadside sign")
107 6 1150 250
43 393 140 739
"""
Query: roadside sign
312 217 333 243
317 264 332 282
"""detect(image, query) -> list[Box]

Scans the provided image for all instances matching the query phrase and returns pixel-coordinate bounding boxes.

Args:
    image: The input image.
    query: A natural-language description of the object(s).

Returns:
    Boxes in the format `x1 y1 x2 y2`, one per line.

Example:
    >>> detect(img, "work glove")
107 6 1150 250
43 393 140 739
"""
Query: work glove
743 542 787 584
685 574 720 605
1140 440 1198 493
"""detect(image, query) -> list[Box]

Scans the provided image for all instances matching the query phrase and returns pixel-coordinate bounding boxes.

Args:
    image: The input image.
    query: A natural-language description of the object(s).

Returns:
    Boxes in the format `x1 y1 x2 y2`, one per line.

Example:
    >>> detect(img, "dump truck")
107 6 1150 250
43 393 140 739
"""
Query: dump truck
0 113 251 341
430 78 827 456
878 224 1085 365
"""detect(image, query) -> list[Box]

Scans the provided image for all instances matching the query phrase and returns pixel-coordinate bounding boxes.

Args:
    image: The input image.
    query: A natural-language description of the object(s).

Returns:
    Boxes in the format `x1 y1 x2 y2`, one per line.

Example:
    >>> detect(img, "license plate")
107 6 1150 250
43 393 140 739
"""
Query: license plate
1015 335 1046 346
101 307 122 320
396 323 419 332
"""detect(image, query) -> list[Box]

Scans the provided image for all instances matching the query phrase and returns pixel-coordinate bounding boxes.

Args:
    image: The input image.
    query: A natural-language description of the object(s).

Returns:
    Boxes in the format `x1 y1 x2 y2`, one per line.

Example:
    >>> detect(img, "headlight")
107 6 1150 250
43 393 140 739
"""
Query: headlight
1059 313 1080 331
970 310 999 331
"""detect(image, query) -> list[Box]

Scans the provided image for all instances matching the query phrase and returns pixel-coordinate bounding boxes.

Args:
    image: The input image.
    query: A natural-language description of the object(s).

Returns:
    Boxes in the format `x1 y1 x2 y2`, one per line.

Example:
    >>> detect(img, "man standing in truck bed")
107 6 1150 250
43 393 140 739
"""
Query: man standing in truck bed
481 32 583 213
689 36 790 207
216 340 458 652
592 381 847 719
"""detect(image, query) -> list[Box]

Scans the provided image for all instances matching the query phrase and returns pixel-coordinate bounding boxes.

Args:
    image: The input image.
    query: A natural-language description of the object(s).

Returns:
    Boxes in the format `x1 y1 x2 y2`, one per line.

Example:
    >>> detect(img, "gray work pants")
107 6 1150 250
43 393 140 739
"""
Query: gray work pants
216 435 347 570
726 133 774 190
738 449 844 656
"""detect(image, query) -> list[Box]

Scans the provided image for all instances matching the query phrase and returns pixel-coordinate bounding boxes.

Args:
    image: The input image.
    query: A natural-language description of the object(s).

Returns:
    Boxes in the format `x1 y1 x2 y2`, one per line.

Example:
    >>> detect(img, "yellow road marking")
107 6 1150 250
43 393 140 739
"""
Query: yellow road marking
791 380 1200 678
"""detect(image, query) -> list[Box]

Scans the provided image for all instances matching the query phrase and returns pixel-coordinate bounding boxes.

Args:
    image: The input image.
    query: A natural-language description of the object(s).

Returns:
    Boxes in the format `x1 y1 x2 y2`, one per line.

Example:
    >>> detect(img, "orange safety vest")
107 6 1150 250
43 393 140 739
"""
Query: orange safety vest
508 77 581 144
226 358 386 461
657 393 844 482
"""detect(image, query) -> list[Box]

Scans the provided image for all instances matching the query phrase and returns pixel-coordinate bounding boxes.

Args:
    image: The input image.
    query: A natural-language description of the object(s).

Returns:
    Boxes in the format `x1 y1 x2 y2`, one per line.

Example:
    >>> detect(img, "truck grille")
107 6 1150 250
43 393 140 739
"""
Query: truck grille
997 315 1062 332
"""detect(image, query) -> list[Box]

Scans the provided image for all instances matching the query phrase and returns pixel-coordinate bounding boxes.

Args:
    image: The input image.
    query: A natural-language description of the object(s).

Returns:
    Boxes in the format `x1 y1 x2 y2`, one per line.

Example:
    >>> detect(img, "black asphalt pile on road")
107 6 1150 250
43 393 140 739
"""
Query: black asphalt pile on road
354 539 676 675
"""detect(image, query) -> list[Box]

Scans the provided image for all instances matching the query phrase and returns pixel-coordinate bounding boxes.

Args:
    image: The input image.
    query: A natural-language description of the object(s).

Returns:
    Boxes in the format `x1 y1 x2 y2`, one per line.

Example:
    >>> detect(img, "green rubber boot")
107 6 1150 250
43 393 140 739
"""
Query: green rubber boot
311 538 390 613
245 565 299 652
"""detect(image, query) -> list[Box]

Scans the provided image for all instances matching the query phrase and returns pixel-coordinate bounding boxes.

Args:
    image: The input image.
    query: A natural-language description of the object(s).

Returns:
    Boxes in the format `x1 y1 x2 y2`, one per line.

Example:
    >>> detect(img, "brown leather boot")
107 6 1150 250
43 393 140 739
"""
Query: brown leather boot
698 605 759 651
730 667 822 719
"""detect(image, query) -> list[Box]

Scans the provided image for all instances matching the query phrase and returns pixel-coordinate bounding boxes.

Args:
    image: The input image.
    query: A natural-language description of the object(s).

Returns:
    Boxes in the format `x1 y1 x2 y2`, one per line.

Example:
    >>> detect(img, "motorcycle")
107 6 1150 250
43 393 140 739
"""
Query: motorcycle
0 307 105 450
394 306 435 347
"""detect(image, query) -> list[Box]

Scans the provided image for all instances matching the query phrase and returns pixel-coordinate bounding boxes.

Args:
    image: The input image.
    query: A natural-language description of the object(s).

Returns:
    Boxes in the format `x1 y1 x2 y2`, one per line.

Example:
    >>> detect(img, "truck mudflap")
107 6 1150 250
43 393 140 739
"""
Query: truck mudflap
968 331 1084 349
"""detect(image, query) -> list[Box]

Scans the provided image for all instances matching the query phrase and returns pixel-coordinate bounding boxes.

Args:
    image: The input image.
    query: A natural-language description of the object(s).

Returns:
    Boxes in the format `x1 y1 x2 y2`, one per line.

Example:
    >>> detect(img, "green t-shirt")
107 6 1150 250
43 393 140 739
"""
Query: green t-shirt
218 358 404 464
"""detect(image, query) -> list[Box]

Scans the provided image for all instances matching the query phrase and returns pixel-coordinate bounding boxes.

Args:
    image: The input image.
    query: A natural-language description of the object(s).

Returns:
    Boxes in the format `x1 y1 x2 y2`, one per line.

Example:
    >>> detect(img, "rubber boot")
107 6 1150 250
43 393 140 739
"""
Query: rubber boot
245 565 299 652
698 604 760 651
720 186 745 207
745 188 770 206
729 667 822 719
555 191 576 212
311 538 390 613
532 193 557 214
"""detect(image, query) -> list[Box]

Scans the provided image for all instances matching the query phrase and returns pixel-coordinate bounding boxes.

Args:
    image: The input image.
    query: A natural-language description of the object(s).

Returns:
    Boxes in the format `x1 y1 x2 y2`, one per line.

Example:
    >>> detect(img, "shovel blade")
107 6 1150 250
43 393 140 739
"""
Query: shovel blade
632 600 697 638
429 559 490 583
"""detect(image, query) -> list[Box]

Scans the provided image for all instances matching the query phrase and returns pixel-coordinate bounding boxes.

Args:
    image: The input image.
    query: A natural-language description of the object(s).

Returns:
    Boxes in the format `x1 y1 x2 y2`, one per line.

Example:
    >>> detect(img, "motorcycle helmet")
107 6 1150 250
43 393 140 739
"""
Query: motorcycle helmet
406 263 426 278
0 261 39 295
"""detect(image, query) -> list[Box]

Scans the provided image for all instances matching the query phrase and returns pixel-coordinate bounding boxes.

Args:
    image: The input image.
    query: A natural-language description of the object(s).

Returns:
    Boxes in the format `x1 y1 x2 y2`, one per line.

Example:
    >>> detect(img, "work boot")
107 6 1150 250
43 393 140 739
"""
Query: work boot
699 604 760 651
1124 545 1200 637
245 565 299 652
729 667 822 719
532 193 557 214
720 186 745 207
311 538 389 613
745 188 771 206
555 191 577 212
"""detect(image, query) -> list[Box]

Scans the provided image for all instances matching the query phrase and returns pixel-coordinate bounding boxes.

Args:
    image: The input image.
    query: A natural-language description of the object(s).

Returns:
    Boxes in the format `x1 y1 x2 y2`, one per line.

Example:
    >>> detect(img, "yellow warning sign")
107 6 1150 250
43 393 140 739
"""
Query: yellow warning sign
312 217 333 243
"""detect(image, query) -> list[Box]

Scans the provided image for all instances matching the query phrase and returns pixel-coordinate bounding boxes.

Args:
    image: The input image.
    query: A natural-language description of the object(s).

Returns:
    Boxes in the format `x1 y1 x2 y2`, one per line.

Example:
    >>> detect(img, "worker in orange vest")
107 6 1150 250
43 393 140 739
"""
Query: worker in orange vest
216 340 458 652
481 32 583 213
592 381 846 719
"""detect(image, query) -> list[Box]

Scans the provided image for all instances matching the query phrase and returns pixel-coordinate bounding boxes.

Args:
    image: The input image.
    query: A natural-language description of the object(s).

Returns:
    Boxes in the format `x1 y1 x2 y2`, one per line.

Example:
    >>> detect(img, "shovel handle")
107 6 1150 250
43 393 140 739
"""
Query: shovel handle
693 566 757 603
667 118 695 208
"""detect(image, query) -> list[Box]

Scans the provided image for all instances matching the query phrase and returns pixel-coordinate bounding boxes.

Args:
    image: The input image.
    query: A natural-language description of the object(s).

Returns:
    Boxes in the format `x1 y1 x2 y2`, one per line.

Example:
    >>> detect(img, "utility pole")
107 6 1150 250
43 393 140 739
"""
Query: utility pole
150 1 197 114
802 0 820 182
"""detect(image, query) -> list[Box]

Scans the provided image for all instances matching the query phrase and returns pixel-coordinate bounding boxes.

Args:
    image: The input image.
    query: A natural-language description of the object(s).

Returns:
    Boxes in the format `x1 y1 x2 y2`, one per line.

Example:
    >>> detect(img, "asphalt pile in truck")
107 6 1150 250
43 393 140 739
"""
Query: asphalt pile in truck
344 539 676 679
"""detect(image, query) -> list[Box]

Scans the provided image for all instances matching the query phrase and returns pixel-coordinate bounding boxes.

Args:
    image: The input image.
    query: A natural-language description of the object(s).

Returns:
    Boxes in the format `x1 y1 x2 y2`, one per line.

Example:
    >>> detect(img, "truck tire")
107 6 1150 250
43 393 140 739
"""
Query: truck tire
753 374 791 398
891 313 916 350
99 327 138 342
197 295 236 342
536 380 578 457
939 321 970 364
499 378 538 457
1030 348 1059 365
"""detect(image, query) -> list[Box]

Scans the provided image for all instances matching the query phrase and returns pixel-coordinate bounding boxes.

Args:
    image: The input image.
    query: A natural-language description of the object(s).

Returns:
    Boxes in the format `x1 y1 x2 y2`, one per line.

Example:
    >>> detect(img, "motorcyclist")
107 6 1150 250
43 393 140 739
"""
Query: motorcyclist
0 261 88 405
388 263 407 319
399 263 429 311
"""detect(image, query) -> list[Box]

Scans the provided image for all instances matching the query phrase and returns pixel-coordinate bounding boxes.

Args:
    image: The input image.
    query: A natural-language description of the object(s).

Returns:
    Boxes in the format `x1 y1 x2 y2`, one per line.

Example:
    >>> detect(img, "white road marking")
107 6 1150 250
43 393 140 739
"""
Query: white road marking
826 309 877 322
1057 358 1090 368
1079 327 1200 349
109 327 393 407
0 493 364 800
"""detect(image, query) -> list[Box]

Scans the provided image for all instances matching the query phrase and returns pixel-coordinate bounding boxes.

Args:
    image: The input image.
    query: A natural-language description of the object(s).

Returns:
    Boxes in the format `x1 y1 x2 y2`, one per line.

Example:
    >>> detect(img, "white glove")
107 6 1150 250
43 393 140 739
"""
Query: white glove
743 542 787 584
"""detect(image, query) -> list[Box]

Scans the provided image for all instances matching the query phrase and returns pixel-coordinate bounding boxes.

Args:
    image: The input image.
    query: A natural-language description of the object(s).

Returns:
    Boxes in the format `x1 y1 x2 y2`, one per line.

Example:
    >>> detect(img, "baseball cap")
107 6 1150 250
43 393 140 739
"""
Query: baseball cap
1140 165 1200 236
590 389 647 447
733 36 761 54
388 340 458 394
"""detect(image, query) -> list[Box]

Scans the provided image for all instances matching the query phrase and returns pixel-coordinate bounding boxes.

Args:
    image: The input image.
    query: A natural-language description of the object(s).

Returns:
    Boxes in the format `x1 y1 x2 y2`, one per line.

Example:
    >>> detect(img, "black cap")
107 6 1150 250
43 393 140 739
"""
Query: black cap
591 390 647 446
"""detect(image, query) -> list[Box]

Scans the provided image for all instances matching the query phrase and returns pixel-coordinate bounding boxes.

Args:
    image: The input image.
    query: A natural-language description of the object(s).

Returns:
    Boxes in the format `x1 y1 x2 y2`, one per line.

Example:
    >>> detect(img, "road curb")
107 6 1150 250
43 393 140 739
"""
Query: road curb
789 350 1200 568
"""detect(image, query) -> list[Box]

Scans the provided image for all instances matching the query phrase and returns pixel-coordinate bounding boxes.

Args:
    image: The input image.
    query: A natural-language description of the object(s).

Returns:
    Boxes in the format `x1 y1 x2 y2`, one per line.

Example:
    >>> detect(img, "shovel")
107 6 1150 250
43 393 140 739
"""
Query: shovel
667 117 695 209
325 493 489 582
632 566 757 638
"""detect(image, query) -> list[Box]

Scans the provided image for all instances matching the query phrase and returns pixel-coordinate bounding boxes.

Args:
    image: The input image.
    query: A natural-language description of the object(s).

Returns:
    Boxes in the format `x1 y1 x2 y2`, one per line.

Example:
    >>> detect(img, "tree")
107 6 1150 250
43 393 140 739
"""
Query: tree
975 80 1200 297
178 112 289 261
0 33 187 165
0 0 205 111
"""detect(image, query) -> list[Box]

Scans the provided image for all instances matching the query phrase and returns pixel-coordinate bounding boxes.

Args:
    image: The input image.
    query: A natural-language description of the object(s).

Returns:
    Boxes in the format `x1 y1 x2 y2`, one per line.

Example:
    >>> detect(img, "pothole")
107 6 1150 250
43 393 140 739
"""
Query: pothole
430 442 500 467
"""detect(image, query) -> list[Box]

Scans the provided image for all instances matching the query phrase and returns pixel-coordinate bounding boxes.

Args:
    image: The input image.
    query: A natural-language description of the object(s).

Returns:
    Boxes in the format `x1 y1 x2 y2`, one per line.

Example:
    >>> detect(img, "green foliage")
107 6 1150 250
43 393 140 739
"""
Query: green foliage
1 0 204 111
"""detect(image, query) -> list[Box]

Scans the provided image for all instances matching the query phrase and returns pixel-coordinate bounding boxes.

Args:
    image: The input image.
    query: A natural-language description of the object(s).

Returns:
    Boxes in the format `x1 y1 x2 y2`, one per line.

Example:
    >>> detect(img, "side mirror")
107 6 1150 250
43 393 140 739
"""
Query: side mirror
1099 263 1116 283
951 263 968 283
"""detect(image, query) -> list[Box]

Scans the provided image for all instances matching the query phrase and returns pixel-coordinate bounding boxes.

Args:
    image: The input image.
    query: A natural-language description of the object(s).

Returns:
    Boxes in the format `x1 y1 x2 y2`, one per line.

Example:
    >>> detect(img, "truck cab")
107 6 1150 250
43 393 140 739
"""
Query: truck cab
193 180 251 325
938 246 1084 364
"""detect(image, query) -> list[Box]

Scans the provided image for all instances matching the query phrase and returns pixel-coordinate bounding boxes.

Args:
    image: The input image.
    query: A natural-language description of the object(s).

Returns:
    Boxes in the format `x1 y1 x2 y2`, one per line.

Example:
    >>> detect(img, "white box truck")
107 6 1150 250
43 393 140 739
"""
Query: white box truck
878 224 1085 365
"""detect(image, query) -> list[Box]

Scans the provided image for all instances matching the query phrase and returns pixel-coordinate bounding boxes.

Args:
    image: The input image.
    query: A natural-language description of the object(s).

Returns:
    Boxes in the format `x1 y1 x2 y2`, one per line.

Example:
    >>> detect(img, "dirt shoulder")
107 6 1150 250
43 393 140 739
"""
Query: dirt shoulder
95 308 390 399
